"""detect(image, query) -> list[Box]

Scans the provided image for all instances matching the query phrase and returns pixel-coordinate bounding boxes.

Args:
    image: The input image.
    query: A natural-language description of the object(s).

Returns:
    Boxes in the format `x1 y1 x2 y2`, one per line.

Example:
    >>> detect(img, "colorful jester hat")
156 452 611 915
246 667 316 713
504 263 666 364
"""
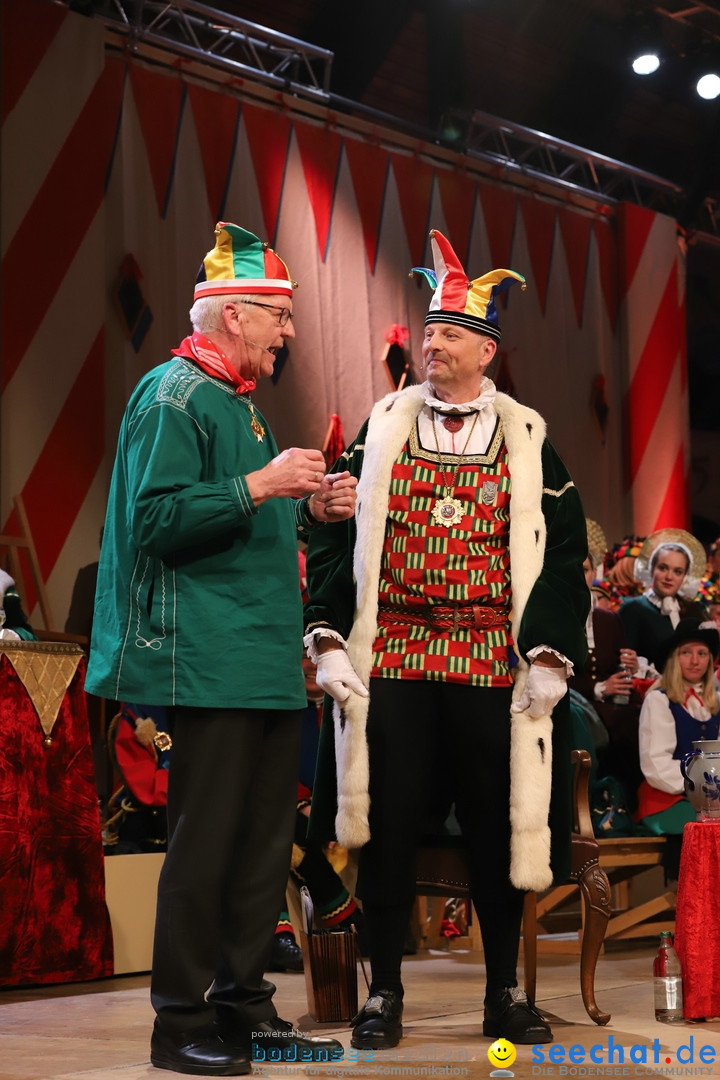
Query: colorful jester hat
410 229 526 341
194 222 297 301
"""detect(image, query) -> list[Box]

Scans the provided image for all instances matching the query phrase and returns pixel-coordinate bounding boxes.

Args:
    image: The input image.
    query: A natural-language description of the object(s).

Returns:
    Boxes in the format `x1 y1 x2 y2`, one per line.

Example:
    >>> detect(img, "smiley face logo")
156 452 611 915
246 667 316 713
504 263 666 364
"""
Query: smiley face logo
488 1038 517 1070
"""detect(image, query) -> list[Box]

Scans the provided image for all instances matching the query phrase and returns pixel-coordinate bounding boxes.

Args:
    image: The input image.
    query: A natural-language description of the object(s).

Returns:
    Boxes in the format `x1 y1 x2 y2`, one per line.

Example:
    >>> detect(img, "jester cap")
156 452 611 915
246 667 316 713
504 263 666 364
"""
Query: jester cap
411 229 525 341
194 222 297 301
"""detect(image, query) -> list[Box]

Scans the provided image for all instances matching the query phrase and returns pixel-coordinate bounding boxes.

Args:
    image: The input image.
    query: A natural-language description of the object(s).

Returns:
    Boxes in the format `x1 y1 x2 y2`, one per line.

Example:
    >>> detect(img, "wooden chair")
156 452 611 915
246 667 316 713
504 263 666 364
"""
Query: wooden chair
415 749 612 1026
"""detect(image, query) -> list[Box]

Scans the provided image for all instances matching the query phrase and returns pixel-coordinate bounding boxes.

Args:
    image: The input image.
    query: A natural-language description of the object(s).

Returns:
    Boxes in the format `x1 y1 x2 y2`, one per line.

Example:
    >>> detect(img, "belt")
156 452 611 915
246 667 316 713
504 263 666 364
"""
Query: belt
377 602 510 632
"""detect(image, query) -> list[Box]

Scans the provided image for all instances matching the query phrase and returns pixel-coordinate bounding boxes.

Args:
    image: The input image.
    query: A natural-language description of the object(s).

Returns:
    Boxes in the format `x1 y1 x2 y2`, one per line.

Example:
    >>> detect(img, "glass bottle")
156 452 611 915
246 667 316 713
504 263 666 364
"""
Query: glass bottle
653 930 683 1022
611 664 630 706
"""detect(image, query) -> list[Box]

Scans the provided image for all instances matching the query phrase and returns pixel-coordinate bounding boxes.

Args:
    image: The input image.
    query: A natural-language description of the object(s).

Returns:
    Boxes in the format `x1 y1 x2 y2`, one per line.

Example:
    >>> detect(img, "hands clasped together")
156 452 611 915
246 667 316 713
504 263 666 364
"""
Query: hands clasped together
246 447 358 522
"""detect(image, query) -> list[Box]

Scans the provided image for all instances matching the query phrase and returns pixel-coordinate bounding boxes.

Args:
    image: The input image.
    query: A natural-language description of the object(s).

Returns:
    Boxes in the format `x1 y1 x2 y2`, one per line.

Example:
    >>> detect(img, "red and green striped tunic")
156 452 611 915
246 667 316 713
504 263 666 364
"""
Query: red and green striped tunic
371 430 514 685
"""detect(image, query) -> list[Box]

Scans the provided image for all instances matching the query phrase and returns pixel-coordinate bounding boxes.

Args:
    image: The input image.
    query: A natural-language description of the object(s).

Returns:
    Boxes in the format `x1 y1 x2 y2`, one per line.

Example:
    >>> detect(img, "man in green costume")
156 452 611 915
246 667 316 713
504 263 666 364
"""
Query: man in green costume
304 229 589 1048
87 223 356 1076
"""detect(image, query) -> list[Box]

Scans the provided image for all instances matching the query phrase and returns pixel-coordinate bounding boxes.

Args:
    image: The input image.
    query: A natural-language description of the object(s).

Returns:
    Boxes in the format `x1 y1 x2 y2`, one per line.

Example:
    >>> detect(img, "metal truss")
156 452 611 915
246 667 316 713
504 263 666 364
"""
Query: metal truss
57 0 717 235
654 1 720 44
455 109 685 214
76 0 333 98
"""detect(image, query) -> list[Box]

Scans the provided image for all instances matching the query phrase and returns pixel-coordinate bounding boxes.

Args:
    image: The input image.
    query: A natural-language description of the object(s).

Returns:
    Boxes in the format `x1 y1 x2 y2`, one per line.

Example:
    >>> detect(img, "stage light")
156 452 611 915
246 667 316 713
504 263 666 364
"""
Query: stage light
632 52 661 75
696 72 720 99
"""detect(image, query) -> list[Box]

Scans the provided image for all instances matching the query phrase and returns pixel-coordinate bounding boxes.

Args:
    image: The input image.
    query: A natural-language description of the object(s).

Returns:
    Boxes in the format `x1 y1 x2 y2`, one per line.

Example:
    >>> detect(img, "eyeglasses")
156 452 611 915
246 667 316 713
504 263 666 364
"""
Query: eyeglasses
238 300 293 326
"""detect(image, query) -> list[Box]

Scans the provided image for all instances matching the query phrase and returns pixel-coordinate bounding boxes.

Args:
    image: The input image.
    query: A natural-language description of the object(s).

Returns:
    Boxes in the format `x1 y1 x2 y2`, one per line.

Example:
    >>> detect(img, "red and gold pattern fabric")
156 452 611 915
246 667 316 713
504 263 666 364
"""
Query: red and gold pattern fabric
371 431 513 684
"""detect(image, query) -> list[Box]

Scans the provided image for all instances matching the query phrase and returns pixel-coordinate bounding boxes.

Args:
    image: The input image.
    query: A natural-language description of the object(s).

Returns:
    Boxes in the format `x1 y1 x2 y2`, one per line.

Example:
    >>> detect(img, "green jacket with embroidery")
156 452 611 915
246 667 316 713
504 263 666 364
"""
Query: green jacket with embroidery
86 357 309 709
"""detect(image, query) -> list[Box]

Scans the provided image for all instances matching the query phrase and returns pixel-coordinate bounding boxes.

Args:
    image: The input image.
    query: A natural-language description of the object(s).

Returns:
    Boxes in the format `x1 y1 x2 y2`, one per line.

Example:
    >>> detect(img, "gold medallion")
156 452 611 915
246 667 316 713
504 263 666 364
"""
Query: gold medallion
247 402 265 442
431 495 466 527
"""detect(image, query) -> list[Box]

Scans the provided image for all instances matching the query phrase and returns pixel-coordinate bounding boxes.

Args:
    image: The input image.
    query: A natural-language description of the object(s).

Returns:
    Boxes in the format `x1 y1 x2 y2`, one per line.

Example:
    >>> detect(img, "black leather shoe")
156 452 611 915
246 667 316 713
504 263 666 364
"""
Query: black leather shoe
350 989 403 1049
247 1018 343 1057
483 986 553 1044
266 932 304 972
150 1023 251 1075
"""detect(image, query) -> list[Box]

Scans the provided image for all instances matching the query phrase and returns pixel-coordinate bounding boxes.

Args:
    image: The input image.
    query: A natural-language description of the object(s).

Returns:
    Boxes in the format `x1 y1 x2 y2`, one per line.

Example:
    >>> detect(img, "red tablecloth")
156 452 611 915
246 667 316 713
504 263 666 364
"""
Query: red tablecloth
0 643 113 985
675 820 720 1020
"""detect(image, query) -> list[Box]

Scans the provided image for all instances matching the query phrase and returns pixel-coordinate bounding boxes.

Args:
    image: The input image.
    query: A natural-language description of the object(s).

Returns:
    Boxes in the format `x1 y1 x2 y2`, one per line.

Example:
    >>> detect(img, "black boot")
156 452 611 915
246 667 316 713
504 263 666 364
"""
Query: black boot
483 987 552 1044
350 989 403 1049
266 932 304 973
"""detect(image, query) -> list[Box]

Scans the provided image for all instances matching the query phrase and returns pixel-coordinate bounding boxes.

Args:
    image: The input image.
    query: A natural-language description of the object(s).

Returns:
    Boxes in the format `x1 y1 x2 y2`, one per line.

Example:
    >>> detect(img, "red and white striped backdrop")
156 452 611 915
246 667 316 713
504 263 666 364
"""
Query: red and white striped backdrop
1 0 688 627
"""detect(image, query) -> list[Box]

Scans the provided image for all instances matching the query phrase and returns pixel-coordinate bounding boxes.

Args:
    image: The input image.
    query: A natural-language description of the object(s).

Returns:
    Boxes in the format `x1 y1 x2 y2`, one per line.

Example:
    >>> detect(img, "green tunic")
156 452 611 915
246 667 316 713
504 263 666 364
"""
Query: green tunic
86 357 309 709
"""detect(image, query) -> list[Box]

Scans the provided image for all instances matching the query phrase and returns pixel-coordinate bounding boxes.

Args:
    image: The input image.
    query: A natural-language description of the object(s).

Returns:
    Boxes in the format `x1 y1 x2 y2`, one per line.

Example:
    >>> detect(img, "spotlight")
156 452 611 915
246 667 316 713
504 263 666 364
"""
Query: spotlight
696 72 720 99
627 10 666 77
632 52 661 75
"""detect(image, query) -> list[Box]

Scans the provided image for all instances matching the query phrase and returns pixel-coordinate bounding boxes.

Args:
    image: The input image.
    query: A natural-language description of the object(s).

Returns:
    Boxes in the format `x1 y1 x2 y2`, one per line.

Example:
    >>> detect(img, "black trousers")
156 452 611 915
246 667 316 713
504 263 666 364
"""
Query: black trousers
150 706 301 1034
357 678 526 996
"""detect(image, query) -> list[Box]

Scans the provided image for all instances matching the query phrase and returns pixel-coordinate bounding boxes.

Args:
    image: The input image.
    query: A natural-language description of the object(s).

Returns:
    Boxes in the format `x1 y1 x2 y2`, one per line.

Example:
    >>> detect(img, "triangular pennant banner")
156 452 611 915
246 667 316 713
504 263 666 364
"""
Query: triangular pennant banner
477 183 517 269
241 102 292 244
593 217 619 331
187 83 240 222
343 136 389 273
129 63 185 218
1 0 67 123
294 120 343 262
3 643 82 738
390 152 435 266
436 170 477 266
557 207 593 327
520 195 556 315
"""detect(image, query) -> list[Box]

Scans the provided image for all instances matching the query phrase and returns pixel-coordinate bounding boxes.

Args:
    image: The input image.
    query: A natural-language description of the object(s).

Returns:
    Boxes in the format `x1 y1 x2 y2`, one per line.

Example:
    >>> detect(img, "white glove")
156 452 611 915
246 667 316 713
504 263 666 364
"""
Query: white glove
511 663 568 719
315 650 369 704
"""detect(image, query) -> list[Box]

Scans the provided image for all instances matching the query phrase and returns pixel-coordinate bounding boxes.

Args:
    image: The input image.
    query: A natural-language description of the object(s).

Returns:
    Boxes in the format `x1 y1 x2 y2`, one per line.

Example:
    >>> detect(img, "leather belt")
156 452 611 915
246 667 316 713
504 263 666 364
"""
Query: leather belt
377 602 510 632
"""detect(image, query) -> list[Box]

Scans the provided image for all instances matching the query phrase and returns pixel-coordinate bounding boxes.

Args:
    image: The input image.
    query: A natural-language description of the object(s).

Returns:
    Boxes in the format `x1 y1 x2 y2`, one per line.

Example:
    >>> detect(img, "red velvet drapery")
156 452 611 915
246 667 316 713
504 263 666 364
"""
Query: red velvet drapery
0 644 113 985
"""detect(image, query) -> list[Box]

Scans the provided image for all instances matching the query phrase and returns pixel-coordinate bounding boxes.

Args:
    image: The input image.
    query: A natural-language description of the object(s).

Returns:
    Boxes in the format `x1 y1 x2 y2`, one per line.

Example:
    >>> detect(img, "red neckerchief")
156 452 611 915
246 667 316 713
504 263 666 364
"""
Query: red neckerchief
171 331 256 395
684 687 706 710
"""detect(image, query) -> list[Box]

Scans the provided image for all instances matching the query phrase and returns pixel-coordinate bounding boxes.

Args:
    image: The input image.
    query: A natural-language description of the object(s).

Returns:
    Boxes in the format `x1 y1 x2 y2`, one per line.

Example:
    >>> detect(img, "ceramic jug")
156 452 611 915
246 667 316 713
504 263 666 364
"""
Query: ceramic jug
681 739 720 820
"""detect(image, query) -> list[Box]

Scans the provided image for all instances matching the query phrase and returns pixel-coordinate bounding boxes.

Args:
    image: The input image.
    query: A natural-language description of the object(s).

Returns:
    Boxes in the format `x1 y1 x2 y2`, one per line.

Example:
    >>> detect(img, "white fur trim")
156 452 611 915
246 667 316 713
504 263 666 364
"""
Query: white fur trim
333 694 371 847
509 711 554 890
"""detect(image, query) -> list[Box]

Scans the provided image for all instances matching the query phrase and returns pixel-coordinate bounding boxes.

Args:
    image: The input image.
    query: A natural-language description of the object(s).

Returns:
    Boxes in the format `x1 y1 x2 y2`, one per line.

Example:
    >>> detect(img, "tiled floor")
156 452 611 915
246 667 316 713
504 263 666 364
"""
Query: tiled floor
2 942 719 1080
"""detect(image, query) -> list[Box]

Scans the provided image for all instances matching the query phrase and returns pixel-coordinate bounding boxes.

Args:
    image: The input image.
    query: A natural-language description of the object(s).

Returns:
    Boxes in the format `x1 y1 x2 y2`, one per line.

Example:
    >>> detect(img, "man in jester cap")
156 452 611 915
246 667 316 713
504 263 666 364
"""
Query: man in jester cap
304 229 589 1046
86 223 357 1075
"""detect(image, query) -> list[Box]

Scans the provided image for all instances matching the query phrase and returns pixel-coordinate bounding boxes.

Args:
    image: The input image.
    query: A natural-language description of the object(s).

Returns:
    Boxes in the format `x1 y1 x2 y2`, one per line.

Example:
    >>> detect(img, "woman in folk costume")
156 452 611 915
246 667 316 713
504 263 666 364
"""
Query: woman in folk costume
636 618 720 870
619 529 708 676
304 230 589 1048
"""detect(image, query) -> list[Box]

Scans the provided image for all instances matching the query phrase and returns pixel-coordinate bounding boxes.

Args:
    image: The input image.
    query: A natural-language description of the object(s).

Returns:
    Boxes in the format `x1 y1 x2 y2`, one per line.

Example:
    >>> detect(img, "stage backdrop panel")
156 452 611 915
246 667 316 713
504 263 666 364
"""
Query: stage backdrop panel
1 0 688 628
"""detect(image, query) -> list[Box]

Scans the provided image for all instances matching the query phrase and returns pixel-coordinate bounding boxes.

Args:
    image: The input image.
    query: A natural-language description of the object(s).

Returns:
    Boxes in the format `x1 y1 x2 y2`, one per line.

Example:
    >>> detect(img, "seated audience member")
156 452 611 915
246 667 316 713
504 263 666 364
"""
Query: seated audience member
569 522 643 809
605 536 645 610
705 535 720 586
698 577 720 636
619 529 708 675
0 570 36 641
591 578 614 612
636 618 720 875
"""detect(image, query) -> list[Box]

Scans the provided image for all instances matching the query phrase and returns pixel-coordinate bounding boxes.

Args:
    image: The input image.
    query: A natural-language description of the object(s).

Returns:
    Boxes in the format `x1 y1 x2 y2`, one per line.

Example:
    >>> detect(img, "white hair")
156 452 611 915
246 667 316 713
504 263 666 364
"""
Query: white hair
188 293 251 334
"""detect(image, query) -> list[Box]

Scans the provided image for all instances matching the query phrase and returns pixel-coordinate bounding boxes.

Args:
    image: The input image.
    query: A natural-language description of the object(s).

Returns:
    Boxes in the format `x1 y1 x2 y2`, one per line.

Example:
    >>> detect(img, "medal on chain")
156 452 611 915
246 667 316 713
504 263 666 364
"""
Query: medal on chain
430 410 480 528
244 400 265 442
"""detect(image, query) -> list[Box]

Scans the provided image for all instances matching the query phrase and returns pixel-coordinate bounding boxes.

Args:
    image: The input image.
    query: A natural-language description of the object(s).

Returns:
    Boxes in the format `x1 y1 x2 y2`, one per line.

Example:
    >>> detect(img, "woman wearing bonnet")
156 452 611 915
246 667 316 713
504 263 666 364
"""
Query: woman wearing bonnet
619 529 708 677
569 519 644 808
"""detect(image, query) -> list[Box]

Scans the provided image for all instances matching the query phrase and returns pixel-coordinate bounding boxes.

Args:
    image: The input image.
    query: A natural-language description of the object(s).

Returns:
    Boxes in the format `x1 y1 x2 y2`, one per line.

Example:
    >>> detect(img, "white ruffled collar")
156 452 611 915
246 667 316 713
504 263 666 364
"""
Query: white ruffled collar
423 377 496 415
